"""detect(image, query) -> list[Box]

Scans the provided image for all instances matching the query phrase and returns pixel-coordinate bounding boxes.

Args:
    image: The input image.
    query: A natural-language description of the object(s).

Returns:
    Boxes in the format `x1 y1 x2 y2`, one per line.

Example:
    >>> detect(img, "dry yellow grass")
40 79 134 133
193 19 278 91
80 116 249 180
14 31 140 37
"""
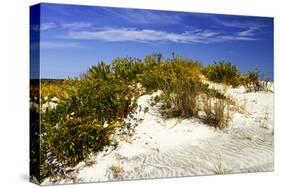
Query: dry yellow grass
41 80 79 100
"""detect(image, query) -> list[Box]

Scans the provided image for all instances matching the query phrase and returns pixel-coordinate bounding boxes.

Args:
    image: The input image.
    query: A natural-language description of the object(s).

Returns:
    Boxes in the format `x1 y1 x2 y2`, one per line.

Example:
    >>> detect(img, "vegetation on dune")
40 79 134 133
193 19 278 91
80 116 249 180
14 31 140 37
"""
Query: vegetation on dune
202 60 241 87
41 79 80 102
156 58 231 129
241 66 270 92
40 60 140 178
112 57 144 83
203 61 271 91
38 53 270 179
140 56 202 92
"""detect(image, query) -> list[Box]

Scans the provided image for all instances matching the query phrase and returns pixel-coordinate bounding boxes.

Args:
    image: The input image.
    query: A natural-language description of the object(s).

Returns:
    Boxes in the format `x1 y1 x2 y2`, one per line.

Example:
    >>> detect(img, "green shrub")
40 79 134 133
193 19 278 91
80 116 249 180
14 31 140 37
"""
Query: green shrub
203 61 241 87
140 56 202 92
80 80 134 123
84 61 113 81
171 54 203 80
140 61 177 91
40 103 118 178
42 107 116 166
112 57 145 83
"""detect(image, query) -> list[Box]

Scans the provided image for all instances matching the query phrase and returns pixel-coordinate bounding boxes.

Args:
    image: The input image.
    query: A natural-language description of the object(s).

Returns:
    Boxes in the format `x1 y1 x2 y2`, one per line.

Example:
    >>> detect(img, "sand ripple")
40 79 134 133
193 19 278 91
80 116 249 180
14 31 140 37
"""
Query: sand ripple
118 125 273 180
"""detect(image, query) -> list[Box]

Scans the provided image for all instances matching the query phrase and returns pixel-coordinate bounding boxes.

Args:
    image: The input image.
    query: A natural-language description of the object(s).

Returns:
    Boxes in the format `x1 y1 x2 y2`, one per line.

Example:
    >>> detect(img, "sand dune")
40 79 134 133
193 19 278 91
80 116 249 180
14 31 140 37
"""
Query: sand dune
42 83 274 185
118 125 273 180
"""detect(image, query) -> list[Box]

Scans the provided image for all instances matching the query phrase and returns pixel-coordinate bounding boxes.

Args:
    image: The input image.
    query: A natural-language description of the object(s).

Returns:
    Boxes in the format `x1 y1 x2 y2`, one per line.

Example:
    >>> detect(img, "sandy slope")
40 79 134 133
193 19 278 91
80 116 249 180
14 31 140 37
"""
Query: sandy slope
42 84 274 185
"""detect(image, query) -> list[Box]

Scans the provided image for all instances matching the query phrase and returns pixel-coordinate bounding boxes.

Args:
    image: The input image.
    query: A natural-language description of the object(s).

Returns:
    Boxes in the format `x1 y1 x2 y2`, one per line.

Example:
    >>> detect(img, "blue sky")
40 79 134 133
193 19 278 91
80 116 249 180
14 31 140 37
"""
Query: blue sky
31 3 274 79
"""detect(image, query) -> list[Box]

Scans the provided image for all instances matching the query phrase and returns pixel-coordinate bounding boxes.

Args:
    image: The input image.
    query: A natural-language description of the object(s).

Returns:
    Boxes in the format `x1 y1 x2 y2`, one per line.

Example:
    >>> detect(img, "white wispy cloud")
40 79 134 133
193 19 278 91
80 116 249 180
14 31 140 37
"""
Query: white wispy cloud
213 18 249 28
213 17 265 31
66 27 258 44
238 26 260 37
39 41 81 49
213 18 265 40
103 8 182 25
61 22 92 29
31 22 57 31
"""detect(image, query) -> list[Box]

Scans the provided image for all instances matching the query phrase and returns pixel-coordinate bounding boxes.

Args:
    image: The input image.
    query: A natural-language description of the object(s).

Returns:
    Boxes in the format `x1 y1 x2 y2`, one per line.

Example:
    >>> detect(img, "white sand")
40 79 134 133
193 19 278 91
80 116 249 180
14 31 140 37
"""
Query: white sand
42 83 274 185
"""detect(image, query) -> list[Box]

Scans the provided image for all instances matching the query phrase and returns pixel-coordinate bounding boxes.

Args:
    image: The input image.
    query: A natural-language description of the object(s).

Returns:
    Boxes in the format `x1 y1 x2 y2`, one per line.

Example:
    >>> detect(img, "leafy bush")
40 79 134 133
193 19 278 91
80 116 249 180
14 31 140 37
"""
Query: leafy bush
203 61 241 87
40 103 118 178
42 107 116 166
112 57 145 83
79 80 134 123
140 61 177 91
83 61 113 81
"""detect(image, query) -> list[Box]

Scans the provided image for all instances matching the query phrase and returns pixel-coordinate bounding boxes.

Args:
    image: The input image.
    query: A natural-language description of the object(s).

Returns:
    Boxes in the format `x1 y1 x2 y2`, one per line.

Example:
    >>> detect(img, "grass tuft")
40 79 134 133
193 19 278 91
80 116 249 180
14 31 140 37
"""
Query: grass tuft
202 96 232 129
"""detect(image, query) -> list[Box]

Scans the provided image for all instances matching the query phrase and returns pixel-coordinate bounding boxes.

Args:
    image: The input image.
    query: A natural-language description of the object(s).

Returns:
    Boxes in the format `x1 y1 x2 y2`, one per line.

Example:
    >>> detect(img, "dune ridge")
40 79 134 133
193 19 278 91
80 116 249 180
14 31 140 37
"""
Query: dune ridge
42 83 274 185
